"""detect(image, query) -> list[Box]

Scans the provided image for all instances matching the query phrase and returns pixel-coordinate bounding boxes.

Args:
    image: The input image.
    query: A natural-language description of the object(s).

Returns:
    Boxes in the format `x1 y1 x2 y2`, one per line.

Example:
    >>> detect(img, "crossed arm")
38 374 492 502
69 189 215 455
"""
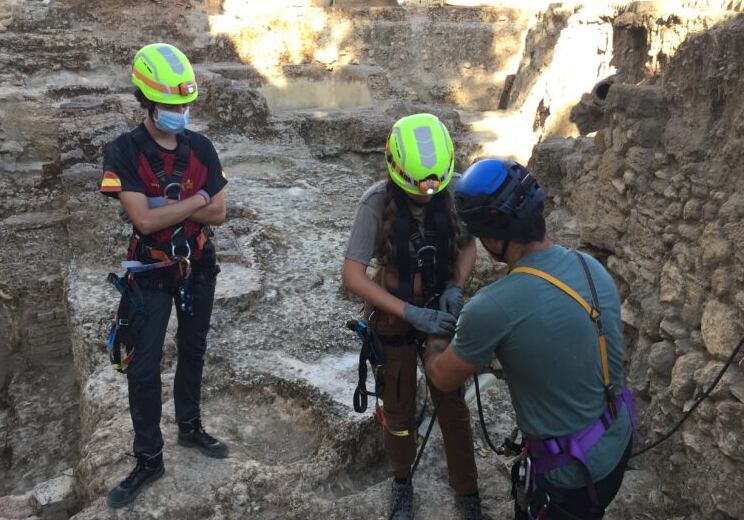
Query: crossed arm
119 190 226 235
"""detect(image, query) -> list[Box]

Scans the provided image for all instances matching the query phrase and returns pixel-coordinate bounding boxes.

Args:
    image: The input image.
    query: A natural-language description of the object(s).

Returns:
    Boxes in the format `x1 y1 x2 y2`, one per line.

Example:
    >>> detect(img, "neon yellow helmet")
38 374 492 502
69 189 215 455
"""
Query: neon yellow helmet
385 113 455 196
131 43 198 105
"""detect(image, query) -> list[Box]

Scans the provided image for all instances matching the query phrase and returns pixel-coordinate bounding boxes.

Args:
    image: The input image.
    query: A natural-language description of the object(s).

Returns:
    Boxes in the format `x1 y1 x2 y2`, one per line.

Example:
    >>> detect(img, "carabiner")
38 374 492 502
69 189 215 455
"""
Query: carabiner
178 256 192 280
164 182 181 200
171 240 191 261
416 245 437 267
527 490 550 520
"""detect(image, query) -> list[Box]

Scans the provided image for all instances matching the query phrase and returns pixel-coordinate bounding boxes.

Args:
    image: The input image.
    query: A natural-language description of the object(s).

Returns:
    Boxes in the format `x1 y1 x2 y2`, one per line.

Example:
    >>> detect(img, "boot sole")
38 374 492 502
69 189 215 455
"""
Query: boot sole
106 466 165 509
177 437 229 459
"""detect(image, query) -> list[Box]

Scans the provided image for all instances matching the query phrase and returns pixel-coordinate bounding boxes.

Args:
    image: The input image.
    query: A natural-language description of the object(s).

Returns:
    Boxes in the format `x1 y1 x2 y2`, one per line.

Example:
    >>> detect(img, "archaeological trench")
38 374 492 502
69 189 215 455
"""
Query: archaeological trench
2 0 744 518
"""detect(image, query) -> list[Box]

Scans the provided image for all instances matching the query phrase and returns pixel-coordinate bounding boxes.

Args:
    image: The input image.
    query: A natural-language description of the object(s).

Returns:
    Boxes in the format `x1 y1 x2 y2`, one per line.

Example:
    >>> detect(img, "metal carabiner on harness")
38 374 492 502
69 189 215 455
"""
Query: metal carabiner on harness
527 490 550 520
415 244 437 268
164 182 182 200
520 455 532 495
177 256 194 315
171 239 192 261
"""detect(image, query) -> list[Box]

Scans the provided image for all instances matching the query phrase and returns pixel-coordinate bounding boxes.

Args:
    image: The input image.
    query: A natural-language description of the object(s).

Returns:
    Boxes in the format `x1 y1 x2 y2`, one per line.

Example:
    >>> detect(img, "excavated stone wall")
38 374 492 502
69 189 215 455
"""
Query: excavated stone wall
1 0 743 519
531 15 744 520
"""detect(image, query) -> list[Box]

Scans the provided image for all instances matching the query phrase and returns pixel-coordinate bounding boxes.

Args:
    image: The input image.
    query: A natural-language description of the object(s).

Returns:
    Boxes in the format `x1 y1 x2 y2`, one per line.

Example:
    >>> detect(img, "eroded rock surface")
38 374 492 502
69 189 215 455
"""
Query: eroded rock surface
1 1 742 519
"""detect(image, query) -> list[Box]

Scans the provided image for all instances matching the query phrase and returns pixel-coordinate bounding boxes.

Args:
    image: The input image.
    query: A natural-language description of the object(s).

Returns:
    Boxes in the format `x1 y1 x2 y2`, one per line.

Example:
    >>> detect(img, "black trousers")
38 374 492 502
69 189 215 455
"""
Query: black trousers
514 439 633 520
125 266 218 457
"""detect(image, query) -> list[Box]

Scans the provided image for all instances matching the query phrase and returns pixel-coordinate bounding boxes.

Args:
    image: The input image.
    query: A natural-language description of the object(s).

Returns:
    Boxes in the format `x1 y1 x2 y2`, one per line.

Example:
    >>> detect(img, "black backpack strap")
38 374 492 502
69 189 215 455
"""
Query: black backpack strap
173 132 190 179
394 193 452 305
130 126 192 190
130 125 167 185
433 210 450 298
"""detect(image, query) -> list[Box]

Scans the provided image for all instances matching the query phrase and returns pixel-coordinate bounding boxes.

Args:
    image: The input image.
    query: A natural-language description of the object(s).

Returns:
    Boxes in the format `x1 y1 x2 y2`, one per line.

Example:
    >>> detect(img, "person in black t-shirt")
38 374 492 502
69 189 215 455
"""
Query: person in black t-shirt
100 43 229 508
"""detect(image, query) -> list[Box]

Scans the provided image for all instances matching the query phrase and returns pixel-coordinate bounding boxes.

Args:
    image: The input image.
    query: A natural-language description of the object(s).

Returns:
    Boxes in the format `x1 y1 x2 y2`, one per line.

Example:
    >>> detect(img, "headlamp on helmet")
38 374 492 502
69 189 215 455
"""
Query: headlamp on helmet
386 113 455 196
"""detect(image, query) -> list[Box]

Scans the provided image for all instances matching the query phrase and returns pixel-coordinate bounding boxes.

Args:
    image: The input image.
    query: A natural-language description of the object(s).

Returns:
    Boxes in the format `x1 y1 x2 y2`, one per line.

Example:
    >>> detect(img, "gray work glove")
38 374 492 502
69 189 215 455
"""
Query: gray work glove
439 286 465 319
403 303 456 336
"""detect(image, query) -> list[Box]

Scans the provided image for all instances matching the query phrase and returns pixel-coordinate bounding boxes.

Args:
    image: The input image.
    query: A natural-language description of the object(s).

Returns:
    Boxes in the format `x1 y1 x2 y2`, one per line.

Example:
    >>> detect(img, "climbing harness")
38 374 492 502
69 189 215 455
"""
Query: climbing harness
506 252 636 515
394 190 450 306
105 245 195 373
471 250 744 518
130 125 191 201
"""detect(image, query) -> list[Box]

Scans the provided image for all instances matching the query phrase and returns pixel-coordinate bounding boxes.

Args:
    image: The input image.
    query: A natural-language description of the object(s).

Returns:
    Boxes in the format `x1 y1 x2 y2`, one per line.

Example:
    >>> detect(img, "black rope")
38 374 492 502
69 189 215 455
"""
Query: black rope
471 334 744 461
409 397 441 483
630 334 744 459
473 374 505 455
387 398 442 520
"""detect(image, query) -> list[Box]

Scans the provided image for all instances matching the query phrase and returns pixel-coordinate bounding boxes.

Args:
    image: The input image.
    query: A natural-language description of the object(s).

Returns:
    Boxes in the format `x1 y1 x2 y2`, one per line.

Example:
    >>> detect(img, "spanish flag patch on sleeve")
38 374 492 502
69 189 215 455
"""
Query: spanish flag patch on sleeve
100 171 122 193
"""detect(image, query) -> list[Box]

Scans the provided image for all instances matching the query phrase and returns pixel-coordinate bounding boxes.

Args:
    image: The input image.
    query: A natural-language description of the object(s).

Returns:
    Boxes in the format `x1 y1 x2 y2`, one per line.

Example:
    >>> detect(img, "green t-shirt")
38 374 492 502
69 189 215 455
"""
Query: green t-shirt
453 245 632 488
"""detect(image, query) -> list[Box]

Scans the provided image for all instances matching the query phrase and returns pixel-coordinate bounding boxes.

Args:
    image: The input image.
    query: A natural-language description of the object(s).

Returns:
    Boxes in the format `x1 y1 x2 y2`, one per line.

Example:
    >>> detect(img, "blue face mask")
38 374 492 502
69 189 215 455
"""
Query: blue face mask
154 107 189 134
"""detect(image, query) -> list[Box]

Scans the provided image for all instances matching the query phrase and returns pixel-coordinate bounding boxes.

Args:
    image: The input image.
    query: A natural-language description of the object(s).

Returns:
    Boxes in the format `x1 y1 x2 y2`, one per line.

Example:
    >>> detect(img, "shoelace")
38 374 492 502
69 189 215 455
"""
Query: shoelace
191 420 219 446
121 455 146 488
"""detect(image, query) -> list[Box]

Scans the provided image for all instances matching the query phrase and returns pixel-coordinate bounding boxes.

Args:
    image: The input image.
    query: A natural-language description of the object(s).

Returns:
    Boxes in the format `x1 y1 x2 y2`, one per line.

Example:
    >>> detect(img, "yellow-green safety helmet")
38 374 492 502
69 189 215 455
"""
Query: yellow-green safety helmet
386 113 455 196
131 43 198 105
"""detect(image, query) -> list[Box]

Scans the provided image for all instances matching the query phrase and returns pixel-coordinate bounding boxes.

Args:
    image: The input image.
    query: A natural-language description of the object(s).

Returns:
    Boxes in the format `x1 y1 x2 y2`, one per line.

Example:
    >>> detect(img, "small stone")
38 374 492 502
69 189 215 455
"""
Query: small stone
660 316 688 340
670 352 705 401
0 140 24 153
701 299 742 359
648 340 676 377
701 236 731 267
611 178 626 194
621 299 640 328
0 493 33 519
30 473 75 516
715 401 744 462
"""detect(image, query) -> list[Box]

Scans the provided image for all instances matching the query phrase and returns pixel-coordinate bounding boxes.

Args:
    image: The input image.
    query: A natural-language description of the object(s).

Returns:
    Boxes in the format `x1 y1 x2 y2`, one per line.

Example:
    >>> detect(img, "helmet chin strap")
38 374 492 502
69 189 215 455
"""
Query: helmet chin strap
480 238 510 263
408 197 429 208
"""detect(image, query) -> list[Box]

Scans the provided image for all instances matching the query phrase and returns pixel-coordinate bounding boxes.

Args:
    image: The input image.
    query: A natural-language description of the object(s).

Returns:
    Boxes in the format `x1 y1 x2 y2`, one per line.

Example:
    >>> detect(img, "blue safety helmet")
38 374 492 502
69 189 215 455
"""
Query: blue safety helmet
454 159 545 240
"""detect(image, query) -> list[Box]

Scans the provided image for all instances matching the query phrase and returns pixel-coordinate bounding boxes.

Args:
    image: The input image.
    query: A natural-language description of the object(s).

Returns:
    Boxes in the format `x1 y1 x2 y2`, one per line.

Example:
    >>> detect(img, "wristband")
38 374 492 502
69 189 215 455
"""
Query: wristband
147 196 168 209
196 189 211 205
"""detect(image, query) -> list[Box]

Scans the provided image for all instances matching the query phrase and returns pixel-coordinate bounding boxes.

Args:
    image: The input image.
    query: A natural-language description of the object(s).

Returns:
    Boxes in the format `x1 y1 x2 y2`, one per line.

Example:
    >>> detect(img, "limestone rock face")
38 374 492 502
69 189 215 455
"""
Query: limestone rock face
531 12 744 519
201 76 271 135
2 1 743 519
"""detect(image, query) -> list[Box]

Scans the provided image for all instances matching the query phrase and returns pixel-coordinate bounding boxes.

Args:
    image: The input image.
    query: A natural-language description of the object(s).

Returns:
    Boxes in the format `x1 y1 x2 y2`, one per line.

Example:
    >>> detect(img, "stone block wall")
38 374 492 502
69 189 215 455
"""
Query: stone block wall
531 15 744 519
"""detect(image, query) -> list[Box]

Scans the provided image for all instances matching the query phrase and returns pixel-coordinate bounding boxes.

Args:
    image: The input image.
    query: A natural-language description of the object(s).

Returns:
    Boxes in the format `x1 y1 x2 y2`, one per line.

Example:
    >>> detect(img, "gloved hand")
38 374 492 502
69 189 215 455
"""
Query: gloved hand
403 303 456 336
439 285 465 319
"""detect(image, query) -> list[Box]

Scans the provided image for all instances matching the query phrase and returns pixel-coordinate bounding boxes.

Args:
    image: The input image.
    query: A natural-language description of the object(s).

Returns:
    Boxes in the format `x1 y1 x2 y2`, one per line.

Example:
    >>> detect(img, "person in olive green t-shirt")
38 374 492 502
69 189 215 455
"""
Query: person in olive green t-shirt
424 159 632 520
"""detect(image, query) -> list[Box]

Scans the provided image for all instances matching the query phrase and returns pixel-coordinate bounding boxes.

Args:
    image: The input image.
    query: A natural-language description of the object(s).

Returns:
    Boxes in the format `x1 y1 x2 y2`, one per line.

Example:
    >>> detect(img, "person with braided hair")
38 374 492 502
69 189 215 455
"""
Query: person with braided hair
342 113 482 520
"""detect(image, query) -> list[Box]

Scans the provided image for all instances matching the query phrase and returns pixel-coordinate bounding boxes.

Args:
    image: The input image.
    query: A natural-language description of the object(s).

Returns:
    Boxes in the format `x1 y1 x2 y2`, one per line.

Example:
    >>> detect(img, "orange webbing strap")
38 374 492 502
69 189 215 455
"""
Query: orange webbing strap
510 264 615 414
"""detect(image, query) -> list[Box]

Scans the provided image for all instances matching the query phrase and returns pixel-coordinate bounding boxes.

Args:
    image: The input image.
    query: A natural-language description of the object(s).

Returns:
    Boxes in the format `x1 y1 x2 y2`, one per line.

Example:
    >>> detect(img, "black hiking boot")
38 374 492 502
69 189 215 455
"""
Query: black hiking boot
456 492 483 520
106 452 164 508
177 417 229 459
390 479 414 520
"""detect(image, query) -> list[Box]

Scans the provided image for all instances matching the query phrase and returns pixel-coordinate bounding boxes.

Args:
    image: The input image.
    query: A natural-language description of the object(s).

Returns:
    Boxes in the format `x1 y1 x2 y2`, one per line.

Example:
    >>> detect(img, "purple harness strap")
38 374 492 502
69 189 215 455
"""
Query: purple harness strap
527 388 636 477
